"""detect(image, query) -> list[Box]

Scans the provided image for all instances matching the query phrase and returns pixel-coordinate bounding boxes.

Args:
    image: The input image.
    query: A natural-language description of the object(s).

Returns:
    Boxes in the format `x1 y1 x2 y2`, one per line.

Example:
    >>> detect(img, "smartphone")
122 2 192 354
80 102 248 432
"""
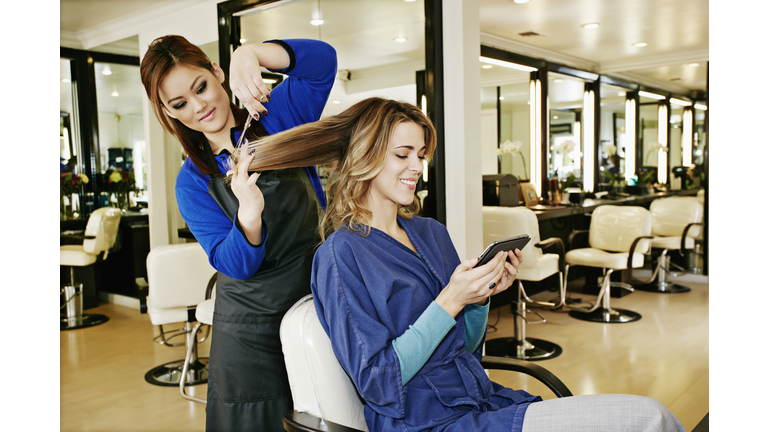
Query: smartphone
476 234 531 267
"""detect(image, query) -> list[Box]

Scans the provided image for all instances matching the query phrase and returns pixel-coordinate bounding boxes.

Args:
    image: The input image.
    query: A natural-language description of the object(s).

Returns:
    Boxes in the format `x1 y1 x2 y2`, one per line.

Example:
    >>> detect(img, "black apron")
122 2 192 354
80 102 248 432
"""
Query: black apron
206 167 322 432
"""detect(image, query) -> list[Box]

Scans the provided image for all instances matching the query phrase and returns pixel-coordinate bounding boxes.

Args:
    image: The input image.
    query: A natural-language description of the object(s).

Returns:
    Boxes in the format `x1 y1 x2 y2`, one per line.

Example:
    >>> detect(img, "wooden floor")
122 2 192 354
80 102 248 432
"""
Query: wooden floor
60 272 708 432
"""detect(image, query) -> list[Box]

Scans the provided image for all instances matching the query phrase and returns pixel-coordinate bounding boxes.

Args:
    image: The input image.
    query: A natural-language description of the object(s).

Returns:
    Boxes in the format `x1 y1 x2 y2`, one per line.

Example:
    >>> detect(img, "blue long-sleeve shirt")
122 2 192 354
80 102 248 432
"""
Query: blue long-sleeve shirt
175 39 336 280
311 216 540 432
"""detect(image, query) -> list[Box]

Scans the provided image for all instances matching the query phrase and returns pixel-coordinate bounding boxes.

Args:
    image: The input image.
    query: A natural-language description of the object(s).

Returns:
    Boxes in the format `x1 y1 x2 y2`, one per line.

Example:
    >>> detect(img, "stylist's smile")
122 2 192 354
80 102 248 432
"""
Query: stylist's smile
200 108 216 121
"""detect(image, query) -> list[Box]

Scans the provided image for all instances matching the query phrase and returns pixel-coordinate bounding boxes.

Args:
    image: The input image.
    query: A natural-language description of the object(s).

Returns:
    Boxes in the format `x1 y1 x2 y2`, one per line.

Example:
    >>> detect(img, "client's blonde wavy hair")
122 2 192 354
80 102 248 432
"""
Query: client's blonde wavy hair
230 97 436 241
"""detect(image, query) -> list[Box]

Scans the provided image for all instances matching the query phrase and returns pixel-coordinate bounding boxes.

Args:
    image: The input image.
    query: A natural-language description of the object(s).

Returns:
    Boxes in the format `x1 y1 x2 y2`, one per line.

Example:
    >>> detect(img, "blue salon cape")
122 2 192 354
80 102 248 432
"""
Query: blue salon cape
311 216 542 432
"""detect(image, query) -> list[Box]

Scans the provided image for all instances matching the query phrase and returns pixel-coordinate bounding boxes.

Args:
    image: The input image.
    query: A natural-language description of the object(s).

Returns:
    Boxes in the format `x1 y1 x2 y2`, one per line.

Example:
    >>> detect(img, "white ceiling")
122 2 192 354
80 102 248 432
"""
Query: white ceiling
60 0 708 116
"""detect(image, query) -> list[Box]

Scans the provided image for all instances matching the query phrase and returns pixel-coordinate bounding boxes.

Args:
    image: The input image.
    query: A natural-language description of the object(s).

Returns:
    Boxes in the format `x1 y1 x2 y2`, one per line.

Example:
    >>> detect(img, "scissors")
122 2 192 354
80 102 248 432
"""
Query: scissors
235 114 253 151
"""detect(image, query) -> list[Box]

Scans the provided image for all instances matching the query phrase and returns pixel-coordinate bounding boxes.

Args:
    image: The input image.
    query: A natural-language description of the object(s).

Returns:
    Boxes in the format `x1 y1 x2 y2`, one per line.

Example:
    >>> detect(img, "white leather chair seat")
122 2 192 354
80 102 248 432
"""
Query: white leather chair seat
518 253 559 282
565 248 644 270
60 245 99 267
196 298 215 325
147 301 191 326
281 295 368 431
651 236 694 250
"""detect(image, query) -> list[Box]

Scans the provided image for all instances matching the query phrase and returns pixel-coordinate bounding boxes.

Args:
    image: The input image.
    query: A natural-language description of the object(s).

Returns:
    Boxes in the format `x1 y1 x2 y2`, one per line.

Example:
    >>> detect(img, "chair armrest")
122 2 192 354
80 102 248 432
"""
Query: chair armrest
535 237 566 274
283 410 363 432
680 222 704 254
480 355 573 398
568 229 590 250
626 236 655 282
135 277 148 314
205 272 218 300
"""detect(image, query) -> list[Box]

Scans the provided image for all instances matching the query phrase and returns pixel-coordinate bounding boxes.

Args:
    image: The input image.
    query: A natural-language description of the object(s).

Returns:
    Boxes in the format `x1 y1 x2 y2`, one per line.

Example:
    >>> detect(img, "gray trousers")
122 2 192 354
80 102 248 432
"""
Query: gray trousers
521 394 686 432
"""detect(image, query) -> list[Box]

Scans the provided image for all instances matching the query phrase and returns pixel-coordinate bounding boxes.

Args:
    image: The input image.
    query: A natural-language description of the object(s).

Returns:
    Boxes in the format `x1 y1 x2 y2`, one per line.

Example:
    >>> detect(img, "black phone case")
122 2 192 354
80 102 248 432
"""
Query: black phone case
477 234 531 266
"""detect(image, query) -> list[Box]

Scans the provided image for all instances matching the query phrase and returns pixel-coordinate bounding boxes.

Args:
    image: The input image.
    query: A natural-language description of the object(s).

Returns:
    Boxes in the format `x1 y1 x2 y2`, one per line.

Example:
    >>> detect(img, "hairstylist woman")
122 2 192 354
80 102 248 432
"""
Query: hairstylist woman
140 35 336 431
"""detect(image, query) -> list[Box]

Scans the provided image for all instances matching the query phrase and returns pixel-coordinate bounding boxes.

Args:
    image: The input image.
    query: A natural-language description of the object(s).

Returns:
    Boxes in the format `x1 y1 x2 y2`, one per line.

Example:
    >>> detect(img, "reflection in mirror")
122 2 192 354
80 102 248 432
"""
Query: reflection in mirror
238 0 426 204
598 83 626 186
480 63 530 179
95 61 146 208
548 73 586 183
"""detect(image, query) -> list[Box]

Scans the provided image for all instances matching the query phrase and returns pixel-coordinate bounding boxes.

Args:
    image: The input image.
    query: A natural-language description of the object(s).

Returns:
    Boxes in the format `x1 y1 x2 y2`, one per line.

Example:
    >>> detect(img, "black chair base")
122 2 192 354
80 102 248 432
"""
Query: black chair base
60 314 109 331
634 282 691 293
569 307 641 323
485 337 562 361
144 358 209 387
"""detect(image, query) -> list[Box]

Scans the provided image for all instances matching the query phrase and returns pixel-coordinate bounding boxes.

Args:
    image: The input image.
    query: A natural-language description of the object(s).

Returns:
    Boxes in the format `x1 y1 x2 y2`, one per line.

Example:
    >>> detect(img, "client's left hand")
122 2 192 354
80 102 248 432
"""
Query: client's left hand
489 249 523 296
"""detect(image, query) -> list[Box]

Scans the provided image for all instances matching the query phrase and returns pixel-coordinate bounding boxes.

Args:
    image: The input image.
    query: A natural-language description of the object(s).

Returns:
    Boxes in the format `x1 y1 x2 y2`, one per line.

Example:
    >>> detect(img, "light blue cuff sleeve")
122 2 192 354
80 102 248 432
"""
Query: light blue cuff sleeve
464 300 490 354
392 301 456 386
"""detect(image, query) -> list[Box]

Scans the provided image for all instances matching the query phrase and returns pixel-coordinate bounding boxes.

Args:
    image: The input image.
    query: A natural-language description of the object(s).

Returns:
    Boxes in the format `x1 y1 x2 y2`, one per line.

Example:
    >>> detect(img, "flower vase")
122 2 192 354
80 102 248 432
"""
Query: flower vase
114 190 129 213
61 194 79 220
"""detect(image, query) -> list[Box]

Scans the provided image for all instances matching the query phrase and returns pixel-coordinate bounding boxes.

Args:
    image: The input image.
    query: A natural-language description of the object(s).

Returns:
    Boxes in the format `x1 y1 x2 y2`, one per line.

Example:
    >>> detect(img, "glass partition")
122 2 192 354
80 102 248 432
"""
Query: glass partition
548 72 586 183
94 61 146 207
598 83 626 185
480 64 531 179
693 105 706 166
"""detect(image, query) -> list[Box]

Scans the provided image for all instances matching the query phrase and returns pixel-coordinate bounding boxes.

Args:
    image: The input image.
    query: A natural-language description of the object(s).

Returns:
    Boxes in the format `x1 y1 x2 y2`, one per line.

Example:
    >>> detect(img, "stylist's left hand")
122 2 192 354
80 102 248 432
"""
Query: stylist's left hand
229 45 270 119
489 249 523 297
230 146 264 245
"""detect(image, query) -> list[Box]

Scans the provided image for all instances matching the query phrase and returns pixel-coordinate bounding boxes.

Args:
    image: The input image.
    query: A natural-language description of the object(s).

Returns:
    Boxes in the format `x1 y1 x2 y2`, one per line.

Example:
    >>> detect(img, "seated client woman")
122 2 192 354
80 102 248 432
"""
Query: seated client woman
232 97 687 432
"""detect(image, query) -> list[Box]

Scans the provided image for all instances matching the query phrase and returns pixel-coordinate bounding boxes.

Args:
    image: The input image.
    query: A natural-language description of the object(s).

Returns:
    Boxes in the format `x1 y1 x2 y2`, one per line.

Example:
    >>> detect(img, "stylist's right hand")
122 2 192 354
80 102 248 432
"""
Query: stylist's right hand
230 146 265 245
436 251 508 318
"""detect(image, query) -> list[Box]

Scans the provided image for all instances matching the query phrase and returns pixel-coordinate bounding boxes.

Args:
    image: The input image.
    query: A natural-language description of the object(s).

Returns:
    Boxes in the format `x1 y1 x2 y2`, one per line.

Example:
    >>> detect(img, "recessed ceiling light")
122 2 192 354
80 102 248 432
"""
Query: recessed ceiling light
617 91 626 97
554 78 563 83
482 64 492 69
61 78 70 83
688 63 700 67
581 23 599 29
394 37 407 43
404 0 416 2
102 67 112 75
553 115 559 119
514 0 531 4
310 19 324 26
332 100 341 104
111 91 119 97
499 96 505 100
633 42 647 47
240 38 247 44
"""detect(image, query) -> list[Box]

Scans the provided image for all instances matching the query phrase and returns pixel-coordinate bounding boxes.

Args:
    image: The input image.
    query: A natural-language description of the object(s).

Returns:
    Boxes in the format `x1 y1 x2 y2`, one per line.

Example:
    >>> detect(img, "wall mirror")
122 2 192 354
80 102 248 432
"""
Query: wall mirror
693 105 706 166
599 83 627 184
93 60 147 203
548 72 586 183
638 93 664 179
668 103 684 174
480 63 531 179
60 58 80 174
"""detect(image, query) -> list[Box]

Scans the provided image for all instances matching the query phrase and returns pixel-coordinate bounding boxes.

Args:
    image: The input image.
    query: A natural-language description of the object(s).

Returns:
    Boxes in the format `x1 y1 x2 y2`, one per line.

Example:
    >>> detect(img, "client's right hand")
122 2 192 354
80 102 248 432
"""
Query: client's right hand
230 146 264 245
436 251 508 318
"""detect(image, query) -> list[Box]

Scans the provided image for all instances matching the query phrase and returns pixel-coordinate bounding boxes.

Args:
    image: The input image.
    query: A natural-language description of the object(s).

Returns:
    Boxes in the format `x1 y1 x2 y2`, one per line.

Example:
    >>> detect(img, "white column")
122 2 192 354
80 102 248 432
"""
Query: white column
442 0 483 259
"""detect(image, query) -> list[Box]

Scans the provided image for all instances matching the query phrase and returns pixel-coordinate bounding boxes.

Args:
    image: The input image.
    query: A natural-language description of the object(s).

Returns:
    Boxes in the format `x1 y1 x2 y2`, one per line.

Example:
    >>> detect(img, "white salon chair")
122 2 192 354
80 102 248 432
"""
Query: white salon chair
565 205 653 323
60 207 122 331
280 294 572 432
482 207 566 361
143 243 216 389
634 197 704 293
180 273 217 404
